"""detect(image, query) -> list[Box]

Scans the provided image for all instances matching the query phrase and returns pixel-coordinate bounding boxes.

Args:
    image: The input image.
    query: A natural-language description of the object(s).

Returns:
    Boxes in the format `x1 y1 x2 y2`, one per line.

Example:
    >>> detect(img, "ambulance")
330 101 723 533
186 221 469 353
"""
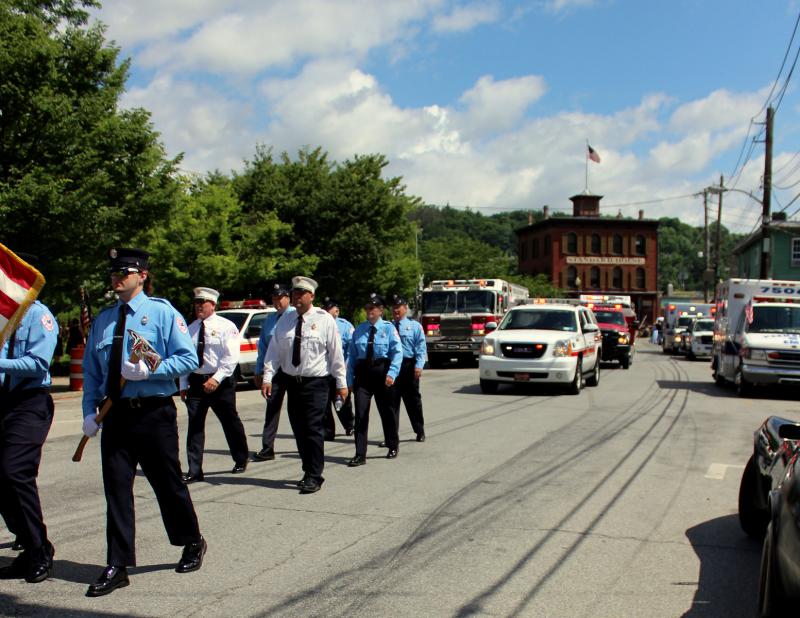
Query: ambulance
217 299 275 384
712 279 800 396
662 302 714 354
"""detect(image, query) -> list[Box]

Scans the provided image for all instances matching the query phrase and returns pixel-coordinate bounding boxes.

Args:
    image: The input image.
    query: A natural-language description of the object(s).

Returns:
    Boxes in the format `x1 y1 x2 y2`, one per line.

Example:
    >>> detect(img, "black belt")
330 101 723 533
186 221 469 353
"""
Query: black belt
284 374 327 384
117 396 173 410
3 386 50 402
189 373 231 385
357 358 389 368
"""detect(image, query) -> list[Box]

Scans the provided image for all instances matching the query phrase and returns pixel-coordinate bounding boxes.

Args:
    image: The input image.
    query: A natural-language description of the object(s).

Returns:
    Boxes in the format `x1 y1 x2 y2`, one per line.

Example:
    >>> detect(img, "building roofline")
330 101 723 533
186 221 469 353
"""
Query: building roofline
515 217 660 235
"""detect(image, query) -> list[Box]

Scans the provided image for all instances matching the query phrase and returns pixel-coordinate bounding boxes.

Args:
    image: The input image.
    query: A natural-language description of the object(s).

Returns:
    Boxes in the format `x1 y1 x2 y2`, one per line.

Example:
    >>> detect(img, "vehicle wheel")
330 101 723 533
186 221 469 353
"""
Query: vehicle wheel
759 521 786 617
567 358 583 395
620 354 630 370
586 359 600 386
479 379 498 394
736 366 754 397
687 351 696 361
738 454 769 539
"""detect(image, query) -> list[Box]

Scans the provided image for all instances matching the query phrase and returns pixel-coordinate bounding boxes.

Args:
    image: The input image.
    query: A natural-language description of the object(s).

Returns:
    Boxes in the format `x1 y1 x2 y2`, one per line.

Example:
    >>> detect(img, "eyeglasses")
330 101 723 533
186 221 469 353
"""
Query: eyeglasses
109 267 141 278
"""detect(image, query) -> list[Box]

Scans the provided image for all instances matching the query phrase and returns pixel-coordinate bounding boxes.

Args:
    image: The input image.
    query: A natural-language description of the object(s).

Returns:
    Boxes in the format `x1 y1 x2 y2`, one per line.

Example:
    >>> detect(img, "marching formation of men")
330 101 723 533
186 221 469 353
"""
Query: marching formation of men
0 246 428 595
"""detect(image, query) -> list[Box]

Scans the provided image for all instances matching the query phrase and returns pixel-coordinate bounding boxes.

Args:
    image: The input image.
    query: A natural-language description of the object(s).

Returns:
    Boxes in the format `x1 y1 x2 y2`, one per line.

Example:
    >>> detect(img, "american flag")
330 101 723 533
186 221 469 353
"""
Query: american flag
80 287 92 337
0 244 45 349
587 144 601 163
744 300 754 325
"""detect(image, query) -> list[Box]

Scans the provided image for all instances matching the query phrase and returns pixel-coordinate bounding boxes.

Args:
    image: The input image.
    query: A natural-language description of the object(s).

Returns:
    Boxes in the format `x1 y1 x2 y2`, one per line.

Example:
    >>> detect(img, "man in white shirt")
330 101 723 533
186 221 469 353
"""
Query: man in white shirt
180 287 249 483
262 276 347 494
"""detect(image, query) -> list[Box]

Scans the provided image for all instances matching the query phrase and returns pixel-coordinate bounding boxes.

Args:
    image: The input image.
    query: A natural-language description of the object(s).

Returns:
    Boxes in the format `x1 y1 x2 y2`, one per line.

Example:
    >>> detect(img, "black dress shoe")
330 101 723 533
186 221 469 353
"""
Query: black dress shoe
231 462 247 474
299 478 323 494
386 449 398 459
252 447 275 461
347 455 366 467
11 537 23 551
416 432 426 442
25 541 54 583
297 476 308 487
0 552 29 579
86 566 129 597
378 441 388 448
181 472 204 484
176 537 207 573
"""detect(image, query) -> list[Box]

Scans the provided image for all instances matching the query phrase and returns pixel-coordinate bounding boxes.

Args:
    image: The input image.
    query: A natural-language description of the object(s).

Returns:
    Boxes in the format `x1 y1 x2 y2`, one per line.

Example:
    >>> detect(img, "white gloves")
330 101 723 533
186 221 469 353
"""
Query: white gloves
121 359 150 381
83 414 100 437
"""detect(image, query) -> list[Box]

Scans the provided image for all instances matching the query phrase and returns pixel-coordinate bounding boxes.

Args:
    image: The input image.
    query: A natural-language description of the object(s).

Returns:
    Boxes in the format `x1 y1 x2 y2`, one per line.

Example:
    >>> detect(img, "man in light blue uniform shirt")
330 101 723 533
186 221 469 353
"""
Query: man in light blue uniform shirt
346 293 402 466
322 297 354 439
80 248 205 597
0 251 58 584
390 295 427 443
252 283 295 461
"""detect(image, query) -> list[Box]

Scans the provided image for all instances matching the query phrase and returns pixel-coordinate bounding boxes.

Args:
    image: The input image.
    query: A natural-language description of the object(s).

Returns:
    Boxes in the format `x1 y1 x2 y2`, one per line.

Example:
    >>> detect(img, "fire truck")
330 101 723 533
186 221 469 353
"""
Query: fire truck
420 279 529 367
579 294 639 344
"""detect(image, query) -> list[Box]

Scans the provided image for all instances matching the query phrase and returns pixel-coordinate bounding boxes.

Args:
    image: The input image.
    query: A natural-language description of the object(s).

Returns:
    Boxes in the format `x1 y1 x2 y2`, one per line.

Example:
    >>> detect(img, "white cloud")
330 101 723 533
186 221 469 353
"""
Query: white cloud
457 75 547 137
543 0 599 14
669 87 769 133
432 2 501 32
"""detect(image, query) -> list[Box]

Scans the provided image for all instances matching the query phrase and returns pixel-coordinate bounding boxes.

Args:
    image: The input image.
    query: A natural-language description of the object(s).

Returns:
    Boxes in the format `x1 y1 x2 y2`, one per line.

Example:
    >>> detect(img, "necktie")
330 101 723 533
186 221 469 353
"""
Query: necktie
365 325 376 363
107 304 127 400
196 321 206 368
291 315 303 367
2 330 16 392
394 320 400 331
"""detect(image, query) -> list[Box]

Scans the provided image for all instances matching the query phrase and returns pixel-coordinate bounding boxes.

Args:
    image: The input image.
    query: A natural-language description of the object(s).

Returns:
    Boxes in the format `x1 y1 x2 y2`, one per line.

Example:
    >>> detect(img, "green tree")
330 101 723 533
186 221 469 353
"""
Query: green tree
234 147 421 316
0 0 181 312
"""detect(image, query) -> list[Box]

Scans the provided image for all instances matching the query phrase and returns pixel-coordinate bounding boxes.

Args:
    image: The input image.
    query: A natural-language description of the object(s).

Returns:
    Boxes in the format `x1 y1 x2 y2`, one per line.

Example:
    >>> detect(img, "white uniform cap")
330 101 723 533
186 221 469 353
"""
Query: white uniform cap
291 276 318 293
193 287 220 303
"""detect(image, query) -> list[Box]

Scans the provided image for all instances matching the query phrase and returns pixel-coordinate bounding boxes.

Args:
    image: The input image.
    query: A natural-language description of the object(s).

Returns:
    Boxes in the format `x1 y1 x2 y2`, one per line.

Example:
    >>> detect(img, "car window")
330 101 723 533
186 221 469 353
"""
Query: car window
247 312 268 336
500 309 577 332
694 319 714 331
219 311 248 331
593 311 626 326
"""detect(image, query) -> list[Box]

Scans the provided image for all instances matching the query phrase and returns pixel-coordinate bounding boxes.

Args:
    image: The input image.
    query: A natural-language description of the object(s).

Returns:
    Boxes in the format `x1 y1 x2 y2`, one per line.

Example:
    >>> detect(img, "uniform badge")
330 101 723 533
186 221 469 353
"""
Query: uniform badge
311 323 317 330
211 330 217 337
41 315 54 331
177 317 188 333
141 315 149 325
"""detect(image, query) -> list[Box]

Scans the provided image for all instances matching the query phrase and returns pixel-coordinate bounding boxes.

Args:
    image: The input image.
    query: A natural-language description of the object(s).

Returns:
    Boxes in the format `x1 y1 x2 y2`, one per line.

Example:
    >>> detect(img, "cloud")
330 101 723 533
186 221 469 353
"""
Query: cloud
456 75 547 137
669 87 770 133
543 0 599 14
432 2 501 32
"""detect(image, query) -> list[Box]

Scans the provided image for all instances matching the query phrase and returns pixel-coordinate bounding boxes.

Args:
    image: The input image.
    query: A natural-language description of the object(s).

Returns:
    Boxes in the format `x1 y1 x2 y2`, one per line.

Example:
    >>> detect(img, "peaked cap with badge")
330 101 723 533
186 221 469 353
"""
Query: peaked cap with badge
108 248 150 270
291 276 318 293
193 287 219 303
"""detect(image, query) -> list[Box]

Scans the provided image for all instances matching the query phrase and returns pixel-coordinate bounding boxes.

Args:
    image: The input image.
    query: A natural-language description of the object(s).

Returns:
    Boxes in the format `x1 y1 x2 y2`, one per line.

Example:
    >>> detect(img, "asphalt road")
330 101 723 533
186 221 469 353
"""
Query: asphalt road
2 342 798 617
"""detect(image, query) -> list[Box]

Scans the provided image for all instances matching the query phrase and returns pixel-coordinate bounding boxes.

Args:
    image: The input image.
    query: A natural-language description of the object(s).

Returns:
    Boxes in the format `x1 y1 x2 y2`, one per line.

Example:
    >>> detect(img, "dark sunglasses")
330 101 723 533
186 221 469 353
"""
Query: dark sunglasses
109 267 141 277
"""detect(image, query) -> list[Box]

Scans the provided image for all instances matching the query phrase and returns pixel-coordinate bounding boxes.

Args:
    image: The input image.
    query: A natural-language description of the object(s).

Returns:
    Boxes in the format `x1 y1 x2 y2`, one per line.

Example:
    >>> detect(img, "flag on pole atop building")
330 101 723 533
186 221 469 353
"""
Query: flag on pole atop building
587 144 601 163
0 243 46 350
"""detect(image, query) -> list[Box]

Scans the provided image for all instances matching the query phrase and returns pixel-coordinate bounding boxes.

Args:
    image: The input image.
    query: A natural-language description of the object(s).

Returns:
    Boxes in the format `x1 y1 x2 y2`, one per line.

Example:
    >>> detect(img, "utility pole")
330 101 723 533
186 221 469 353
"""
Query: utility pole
760 106 774 278
703 190 710 302
715 175 724 284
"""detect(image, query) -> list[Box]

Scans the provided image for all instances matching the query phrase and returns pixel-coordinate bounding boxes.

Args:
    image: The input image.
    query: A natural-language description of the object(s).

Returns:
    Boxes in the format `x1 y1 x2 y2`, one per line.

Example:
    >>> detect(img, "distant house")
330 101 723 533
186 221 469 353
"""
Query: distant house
515 192 660 323
732 215 800 280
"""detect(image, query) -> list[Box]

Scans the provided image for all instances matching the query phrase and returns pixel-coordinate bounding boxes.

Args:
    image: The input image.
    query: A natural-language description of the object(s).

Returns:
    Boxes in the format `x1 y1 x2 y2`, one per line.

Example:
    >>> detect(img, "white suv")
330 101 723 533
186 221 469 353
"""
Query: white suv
478 301 601 394
218 307 275 384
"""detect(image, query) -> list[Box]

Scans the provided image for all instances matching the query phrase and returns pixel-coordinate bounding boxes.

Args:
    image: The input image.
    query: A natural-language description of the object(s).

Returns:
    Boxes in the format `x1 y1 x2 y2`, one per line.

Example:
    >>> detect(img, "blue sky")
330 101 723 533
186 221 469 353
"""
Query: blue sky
91 0 800 232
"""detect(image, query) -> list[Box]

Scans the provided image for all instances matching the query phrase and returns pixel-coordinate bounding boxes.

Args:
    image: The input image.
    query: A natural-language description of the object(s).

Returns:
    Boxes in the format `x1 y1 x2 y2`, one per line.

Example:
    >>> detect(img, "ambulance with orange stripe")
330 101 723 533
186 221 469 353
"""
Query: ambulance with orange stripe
218 300 275 384
478 298 601 395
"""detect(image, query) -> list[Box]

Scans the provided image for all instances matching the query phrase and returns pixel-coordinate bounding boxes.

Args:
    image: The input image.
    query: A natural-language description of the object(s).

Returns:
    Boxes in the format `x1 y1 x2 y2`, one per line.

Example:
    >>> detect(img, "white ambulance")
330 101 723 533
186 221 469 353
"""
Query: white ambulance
662 302 714 354
217 300 275 384
712 279 800 396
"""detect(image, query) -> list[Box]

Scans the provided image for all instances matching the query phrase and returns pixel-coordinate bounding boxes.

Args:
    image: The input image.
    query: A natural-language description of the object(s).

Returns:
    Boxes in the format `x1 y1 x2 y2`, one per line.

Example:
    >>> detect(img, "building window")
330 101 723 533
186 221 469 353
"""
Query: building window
567 266 578 288
612 267 622 289
532 238 539 258
566 232 577 254
636 267 646 289
590 234 601 254
544 234 551 256
635 235 646 255
793 238 800 266
590 267 600 288
612 234 623 255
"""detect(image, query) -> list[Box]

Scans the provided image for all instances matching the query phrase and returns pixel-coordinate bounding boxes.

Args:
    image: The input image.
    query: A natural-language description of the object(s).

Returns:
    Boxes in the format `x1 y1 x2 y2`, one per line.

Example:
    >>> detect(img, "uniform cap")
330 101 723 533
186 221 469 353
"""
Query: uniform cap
109 248 149 270
391 294 409 306
193 287 219 303
322 297 339 310
365 292 385 308
271 283 290 297
291 276 318 293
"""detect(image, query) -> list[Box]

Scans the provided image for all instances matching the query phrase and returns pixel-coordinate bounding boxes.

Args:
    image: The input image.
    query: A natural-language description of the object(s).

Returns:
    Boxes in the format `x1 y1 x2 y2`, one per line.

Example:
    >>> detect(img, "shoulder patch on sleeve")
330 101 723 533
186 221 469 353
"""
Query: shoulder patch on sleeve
176 316 188 333
41 314 55 331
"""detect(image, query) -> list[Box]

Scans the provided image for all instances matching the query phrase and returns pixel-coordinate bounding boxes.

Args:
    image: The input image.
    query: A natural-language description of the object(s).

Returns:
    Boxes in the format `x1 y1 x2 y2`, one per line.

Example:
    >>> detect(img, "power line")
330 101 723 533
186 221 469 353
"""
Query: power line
598 193 697 209
760 10 800 113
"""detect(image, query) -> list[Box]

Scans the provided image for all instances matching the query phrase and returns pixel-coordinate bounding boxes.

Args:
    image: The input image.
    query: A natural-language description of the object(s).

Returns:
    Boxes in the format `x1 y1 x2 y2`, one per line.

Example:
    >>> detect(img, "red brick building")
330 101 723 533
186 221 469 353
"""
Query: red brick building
516 192 660 323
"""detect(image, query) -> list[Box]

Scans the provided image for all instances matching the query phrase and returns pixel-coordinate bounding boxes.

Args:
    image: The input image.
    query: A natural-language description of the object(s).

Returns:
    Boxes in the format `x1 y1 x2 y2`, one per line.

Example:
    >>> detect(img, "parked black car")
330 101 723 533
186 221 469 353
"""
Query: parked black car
738 415 800 615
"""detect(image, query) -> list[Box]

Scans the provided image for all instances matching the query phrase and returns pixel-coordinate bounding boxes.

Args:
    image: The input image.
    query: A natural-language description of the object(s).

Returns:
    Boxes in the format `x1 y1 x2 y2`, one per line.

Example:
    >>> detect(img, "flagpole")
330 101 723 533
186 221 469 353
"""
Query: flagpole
585 139 589 191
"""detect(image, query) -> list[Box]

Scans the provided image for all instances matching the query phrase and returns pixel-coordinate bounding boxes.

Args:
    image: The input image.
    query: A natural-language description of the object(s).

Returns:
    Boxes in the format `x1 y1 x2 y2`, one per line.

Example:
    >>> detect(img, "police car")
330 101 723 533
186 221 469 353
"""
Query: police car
478 299 601 394
218 301 275 384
